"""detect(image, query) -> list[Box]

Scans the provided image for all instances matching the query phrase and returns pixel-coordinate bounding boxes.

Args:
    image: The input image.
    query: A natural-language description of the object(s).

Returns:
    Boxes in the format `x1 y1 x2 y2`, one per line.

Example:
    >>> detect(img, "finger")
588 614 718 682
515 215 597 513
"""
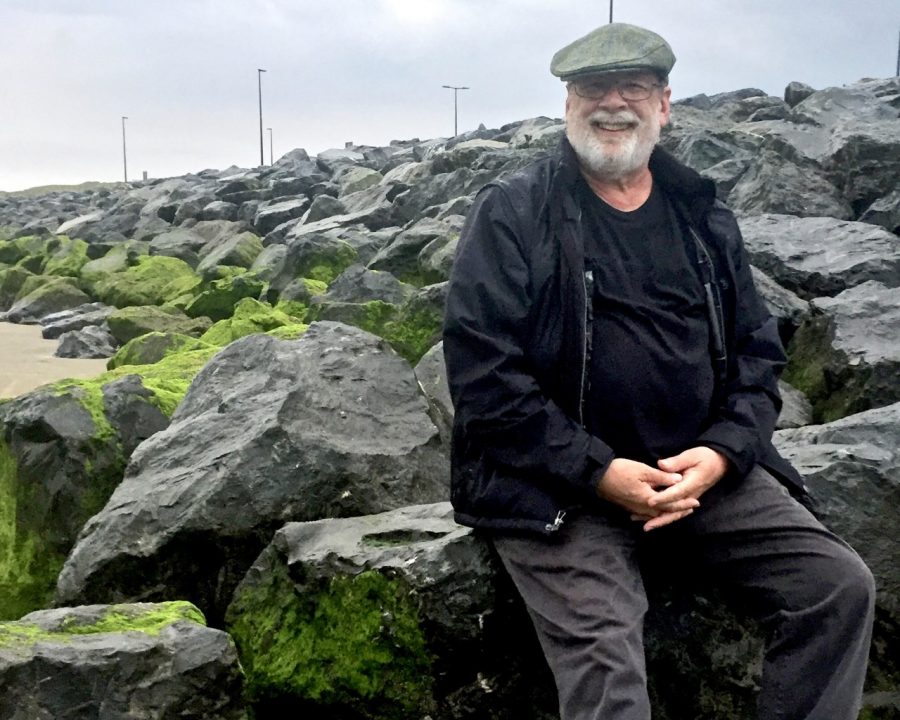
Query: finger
630 513 655 522
658 451 697 473
643 508 694 531
648 497 699 514
641 470 682 487
647 478 699 507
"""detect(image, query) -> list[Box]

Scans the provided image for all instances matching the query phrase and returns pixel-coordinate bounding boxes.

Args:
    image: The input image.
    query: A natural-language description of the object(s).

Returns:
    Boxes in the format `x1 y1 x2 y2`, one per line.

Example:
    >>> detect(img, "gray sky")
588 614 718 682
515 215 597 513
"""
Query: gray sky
2 0 898 191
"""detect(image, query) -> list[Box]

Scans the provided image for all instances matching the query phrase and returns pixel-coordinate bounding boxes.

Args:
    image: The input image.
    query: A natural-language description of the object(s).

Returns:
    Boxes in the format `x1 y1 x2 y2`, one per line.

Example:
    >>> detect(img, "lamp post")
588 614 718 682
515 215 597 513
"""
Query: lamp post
441 85 469 136
121 116 128 182
267 127 273 165
609 0 613 23
257 68 267 166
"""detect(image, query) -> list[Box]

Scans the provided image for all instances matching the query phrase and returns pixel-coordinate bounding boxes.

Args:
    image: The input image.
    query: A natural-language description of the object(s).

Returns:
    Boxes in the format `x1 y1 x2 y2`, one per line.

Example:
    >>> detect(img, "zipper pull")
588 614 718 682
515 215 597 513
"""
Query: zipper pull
546 511 566 533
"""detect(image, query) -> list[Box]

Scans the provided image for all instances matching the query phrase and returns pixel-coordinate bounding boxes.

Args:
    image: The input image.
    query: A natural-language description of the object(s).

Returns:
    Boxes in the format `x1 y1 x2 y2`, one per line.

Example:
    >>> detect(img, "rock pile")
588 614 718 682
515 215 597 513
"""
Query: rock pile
0 75 897 719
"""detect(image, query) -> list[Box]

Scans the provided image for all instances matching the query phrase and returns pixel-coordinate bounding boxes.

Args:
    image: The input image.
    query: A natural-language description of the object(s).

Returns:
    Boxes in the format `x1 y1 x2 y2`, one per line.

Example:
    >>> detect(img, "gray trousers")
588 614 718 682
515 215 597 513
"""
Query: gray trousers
492 466 875 720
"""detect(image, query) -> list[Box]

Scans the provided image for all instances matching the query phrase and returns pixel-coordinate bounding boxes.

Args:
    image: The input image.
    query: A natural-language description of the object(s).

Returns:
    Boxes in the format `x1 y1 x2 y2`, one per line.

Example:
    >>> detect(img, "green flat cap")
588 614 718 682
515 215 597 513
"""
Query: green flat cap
550 22 675 80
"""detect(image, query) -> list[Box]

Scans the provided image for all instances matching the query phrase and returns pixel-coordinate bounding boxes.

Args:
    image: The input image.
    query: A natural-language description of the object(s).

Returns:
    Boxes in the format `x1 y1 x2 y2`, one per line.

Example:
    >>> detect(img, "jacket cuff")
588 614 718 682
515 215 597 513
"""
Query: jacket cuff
577 437 615 499
696 424 756 479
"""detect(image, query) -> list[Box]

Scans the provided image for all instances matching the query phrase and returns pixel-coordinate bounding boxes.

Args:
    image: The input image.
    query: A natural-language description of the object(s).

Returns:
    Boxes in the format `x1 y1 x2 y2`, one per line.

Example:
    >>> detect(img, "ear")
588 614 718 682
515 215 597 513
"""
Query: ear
658 86 672 128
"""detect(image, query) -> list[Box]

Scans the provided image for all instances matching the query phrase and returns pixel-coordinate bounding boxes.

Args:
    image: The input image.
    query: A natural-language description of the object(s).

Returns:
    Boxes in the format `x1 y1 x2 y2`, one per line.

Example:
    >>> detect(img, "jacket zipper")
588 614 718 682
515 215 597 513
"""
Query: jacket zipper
686 224 728 376
579 268 594 424
545 510 566 533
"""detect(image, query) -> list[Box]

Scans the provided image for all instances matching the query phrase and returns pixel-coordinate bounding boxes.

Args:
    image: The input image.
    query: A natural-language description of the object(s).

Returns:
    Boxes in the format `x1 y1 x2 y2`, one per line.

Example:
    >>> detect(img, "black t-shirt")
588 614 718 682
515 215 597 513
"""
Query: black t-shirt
579 178 715 465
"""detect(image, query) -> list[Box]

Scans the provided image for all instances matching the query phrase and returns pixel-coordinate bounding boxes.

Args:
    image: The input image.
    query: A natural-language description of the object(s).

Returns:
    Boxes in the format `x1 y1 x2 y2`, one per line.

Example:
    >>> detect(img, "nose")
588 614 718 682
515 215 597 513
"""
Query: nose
594 85 627 108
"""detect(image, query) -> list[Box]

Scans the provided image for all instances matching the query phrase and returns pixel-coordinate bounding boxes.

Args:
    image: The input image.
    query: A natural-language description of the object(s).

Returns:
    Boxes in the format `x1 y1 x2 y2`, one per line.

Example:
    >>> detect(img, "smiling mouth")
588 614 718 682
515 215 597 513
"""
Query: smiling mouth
590 120 635 132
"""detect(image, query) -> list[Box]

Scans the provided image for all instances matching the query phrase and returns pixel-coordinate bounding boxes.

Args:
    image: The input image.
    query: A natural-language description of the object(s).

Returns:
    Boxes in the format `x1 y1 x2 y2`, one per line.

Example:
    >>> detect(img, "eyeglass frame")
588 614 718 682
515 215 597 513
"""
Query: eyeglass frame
567 75 666 102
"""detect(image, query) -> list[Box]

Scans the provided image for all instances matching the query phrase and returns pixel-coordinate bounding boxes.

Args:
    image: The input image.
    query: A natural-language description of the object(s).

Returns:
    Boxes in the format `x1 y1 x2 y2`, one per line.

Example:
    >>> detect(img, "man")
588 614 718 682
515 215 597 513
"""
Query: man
443 22 875 720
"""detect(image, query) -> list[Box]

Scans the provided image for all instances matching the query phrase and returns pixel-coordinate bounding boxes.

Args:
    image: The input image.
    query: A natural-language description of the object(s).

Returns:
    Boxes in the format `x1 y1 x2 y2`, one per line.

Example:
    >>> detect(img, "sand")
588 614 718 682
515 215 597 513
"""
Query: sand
0 322 109 399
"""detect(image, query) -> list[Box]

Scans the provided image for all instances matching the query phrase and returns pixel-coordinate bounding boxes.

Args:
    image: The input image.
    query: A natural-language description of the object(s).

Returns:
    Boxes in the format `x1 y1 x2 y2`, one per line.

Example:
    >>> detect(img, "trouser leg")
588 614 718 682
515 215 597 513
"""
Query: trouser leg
492 515 650 720
687 466 875 720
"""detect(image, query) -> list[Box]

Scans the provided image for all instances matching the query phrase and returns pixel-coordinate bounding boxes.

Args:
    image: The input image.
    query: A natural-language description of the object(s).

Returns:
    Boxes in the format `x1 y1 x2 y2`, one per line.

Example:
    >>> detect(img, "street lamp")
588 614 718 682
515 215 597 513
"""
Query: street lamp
257 68 267 166
267 127 273 165
442 85 469 137
121 116 128 182
609 0 613 22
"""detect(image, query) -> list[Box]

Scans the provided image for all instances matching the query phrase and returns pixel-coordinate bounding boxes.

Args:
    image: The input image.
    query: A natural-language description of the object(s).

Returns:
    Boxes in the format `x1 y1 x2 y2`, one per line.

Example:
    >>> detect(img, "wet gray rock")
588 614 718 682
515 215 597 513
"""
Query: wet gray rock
200 200 240 222
40 302 114 339
101 374 170 456
860 189 900 234
4 279 91 324
415 341 453 444
252 197 309 235
55 323 449 623
195 230 263 278
739 214 900 300
368 215 462 284
750 266 810 345
149 227 209 268
775 380 813 429
783 81 815 107
0 602 246 720
317 263 416 305
55 324 118 359
301 193 346 224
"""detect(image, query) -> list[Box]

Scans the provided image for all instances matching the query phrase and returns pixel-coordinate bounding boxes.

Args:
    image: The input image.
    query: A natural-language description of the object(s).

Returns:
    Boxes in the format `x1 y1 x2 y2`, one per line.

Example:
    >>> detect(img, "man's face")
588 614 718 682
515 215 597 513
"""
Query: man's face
564 71 671 182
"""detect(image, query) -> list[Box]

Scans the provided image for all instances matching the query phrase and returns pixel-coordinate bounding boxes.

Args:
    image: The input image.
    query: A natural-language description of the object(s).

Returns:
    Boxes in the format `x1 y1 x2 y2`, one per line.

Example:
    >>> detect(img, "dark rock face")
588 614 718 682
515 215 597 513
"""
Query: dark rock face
784 281 900 422
39 302 114 339
739 214 900 300
0 602 246 719
55 323 449 623
55 323 118 358
4 279 91 324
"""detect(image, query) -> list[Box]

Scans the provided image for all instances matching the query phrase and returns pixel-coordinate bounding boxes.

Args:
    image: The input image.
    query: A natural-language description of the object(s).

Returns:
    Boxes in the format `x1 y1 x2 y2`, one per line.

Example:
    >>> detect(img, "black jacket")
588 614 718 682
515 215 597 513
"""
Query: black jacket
443 138 806 535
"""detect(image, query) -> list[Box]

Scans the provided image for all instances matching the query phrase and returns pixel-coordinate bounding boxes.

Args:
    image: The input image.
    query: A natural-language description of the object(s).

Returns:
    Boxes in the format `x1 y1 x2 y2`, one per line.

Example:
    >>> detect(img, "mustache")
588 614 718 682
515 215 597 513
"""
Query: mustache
586 109 640 126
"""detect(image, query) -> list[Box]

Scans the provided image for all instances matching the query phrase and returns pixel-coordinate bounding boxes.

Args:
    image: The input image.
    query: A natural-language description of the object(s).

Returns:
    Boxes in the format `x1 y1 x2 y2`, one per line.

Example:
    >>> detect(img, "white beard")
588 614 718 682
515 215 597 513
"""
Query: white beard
566 107 661 181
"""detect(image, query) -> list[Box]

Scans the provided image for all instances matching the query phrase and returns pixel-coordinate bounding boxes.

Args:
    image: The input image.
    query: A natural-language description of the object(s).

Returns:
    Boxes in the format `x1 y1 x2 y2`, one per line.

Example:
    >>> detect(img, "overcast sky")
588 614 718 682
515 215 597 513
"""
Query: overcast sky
2 0 897 191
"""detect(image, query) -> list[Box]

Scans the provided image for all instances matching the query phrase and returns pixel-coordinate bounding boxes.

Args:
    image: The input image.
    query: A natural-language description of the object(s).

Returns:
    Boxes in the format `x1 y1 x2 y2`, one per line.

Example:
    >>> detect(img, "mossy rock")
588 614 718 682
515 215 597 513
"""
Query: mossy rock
293 238 358 284
107 306 212 345
79 245 133 293
0 267 34 310
43 236 89 278
184 274 267 322
0 236 48 266
93 255 202 308
196 231 264 278
14 254 45 274
305 300 400 337
265 323 310 341
381 292 445 365
6 277 91 323
200 297 298 346
0 601 206 645
107 332 215 370
227 561 433 718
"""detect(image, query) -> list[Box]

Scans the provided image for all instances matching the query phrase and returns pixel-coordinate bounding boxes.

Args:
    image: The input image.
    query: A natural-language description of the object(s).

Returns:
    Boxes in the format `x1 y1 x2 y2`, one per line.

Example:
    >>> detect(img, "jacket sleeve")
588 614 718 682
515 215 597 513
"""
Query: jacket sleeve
696 206 785 478
443 184 615 499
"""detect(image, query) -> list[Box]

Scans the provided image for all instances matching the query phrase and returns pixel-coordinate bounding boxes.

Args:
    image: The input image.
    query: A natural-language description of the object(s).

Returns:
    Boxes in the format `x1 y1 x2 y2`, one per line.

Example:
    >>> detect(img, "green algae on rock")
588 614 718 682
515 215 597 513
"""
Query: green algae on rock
107 331 215 370
92 255 202 308
184 273 267 322
227 560 433 718
106 305 212 345
42 236 90 278
200 297 298 346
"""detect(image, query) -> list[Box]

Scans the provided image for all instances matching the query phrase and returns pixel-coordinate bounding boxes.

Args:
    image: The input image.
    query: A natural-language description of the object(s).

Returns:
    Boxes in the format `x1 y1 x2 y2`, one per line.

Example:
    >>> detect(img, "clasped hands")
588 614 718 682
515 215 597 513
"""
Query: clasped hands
595 447 729 531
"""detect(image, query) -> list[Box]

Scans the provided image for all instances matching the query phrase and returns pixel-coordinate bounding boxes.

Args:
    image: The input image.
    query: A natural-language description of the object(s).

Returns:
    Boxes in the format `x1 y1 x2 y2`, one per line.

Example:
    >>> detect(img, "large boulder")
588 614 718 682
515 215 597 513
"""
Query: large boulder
55 323 450 623
784 281 900 422
0 602 246 719
106 305 212 345
739 214 900 300
93 255 202 308
55 324 118 359
195 231 263 278
40 302 114 339
3 277 91 324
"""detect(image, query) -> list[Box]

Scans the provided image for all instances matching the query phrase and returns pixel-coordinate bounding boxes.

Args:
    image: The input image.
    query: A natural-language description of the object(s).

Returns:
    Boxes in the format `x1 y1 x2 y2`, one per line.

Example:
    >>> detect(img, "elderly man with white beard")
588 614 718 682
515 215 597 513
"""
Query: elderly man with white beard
443 22 875 720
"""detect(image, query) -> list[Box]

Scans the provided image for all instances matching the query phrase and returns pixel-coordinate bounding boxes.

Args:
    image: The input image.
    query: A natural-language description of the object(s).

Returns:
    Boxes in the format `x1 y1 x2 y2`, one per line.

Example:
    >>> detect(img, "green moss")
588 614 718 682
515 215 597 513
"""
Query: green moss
184 273 267 322
0 236 48 266
381 301 444 365
265 324 309 341
107 332 215 370
0 601 206 647
295 242 357 284
43 236 89 278
0 439 68 620
228 563 433 718
93 255 202 308
273 299 310 321
106 305 211 345
306 300 399 336
15 273 81 302
200 298 296 347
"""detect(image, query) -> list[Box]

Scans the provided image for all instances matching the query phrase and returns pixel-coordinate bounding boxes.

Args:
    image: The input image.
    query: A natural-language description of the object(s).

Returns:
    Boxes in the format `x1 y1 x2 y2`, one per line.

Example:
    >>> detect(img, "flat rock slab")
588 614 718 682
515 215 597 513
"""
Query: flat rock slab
0 601 246 719
55 322 449 624
739 214 900 300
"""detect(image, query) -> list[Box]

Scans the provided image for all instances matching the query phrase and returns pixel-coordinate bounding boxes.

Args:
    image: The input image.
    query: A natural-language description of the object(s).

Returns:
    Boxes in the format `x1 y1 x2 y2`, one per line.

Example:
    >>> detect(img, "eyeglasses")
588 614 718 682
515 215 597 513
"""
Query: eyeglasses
570 77 662 102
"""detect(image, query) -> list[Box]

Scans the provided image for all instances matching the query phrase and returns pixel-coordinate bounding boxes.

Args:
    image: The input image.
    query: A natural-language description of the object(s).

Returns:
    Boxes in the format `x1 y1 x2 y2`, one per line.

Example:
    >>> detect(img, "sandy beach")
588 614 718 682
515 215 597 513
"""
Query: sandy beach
0 322 109 399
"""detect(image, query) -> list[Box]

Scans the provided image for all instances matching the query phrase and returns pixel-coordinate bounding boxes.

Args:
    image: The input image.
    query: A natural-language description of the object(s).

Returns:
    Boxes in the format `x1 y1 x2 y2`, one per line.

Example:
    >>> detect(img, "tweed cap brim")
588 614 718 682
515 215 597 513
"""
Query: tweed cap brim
550 22 675 81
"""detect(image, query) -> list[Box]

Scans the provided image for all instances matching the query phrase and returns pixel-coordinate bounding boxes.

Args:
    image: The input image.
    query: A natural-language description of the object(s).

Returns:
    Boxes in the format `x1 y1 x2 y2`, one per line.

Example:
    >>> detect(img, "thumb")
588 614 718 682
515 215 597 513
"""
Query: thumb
658 451 692 472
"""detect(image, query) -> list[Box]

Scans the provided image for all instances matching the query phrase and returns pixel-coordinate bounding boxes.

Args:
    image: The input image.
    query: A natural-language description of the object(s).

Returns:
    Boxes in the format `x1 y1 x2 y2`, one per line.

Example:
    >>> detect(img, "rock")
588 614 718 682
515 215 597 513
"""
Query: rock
200 200 240 222
55 323 449 624
149 227 209 268
739 214 900 300
54 210 104 237
727 150 852 219
368 215 462 285
316 264 416 305
860 189 900 234
826 120 900 212
195 231 263 278
106 305 212 345
199 297 303 346
184 273 267 322
274 229 359 287
784 281 900 422
0 266 34 311
775 380 813 429
784 81 815 107
252 197 309 235
93 255 202 308
415 341 453 444
300 193 347 224
43 235 90 277
4 277 91 324
107 331 214 370
336 166 383 197
40 301 114 339
775 403 900 699
0 602 246 719
55 324 118 359
750 266 810 345
100 374 170 456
